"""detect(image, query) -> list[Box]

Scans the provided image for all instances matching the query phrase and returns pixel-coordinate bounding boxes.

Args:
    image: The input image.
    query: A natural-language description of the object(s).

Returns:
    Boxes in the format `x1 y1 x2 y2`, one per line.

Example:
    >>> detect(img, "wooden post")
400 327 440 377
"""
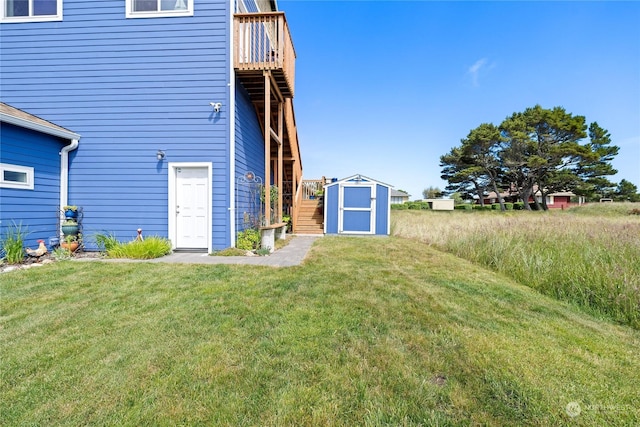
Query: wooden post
277 101 283 223
264 71 271 226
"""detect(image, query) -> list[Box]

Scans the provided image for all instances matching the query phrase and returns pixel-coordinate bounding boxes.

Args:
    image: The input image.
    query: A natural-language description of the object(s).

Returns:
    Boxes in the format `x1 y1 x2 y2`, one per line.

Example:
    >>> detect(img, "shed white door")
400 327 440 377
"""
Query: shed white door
174 166 209 249
339 184 375 234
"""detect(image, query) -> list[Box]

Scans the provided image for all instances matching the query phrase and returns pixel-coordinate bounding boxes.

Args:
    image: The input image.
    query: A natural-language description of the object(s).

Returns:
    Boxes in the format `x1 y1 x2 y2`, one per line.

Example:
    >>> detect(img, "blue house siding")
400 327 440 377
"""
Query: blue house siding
1 0 233 249
0 123 64 245
234 82 266 232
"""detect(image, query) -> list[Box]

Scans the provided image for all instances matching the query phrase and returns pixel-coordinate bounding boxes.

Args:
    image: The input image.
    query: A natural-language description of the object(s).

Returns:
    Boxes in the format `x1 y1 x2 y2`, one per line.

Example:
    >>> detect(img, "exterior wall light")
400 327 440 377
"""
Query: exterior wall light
157 150 166 161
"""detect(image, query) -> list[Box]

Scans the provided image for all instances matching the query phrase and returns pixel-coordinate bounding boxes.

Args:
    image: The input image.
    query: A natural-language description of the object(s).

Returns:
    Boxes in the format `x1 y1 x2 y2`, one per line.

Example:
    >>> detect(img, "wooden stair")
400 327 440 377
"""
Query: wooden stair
294 199 324 234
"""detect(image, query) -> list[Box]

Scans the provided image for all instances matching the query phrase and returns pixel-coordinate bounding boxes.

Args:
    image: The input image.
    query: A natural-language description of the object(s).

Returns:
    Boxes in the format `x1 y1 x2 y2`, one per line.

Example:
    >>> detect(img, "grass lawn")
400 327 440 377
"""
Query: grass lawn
1 236 639 425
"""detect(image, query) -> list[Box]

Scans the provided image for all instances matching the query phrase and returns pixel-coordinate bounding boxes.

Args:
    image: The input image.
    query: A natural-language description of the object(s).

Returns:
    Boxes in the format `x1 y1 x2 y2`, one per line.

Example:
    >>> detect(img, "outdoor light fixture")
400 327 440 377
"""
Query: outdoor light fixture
156 150 165 161
210 102 222 113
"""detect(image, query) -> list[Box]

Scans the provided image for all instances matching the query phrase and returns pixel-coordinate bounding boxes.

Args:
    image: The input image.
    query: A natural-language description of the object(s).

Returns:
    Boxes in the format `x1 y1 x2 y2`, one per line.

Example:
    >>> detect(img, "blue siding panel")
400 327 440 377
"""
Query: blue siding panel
375 184 389 235
325 185 339 234
1 0 233 250
234 82 266 232
0 124 65 246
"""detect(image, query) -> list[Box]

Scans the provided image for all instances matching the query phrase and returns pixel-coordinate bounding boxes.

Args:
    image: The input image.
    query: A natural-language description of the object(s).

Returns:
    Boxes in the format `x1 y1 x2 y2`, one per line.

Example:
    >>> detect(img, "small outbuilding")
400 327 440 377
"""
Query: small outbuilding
324 174 391 235
0 103 80 244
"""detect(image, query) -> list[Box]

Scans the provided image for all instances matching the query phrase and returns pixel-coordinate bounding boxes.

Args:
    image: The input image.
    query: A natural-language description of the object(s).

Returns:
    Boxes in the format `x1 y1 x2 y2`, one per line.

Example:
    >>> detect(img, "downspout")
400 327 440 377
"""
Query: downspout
59 138 79 229
228 0 237 248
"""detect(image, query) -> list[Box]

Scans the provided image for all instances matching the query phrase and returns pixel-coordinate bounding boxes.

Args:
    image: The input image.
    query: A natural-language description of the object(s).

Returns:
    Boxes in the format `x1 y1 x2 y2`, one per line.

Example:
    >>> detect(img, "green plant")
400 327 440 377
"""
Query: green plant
255 247 271 256
106 236 172 259
390 203 408 210
407 201 430 210
63 205 78 212
211 247 247 256
1 221 28 264
62 219 78 225
455 204 472 210
52 247 73 260
260 185 278 203
236 228 260 251
94 231 119 252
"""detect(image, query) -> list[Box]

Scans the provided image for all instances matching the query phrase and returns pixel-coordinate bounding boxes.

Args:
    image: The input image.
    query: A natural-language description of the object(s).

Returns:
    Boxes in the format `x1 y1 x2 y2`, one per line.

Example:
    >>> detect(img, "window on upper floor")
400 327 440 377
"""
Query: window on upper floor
126 0 194 18
1 0 62 23
0 163 34 190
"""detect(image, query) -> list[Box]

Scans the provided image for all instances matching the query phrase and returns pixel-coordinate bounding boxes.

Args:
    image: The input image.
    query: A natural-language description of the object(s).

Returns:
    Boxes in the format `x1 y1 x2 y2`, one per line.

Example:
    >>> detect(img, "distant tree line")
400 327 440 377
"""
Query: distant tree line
440 105 638 210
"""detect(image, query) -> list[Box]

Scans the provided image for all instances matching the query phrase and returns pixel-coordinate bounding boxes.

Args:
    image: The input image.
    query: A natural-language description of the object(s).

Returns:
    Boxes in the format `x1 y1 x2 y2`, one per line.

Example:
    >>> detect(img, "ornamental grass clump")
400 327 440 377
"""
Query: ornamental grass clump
104 236 172 259
1 221 28 265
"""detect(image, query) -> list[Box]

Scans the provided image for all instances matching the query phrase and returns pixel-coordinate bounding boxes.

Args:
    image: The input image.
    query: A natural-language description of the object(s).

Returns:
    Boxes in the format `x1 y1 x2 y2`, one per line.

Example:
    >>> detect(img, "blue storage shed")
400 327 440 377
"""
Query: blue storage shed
324 174 391 235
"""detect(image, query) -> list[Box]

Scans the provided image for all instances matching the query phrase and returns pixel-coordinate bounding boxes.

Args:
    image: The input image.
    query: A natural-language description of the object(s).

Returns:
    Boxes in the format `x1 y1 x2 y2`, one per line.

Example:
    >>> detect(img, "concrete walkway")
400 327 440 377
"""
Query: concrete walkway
91 235 320 268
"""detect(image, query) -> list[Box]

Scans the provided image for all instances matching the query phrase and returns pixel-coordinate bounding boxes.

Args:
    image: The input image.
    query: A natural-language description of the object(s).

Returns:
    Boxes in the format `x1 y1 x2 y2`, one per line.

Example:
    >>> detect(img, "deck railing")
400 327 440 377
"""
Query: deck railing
234 12 296 97
302 180 324 200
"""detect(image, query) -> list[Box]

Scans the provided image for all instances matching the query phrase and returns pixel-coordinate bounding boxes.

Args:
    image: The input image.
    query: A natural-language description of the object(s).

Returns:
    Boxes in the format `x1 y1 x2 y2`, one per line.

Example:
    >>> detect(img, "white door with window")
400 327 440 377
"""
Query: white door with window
169 164 211 250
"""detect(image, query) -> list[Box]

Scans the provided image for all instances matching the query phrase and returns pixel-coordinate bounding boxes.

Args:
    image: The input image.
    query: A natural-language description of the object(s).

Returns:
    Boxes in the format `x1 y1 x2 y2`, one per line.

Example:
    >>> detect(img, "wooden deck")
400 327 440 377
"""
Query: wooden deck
234 12 295 99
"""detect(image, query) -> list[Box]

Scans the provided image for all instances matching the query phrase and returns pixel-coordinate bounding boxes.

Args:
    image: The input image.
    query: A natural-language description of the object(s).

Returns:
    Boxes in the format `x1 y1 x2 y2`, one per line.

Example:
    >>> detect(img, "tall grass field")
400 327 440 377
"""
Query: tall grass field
392 203 640 329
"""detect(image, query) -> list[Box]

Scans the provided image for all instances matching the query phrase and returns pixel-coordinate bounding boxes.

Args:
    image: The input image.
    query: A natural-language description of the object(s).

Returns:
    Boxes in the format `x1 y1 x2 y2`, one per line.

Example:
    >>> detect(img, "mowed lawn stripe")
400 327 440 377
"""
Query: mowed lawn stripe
1 236 638 425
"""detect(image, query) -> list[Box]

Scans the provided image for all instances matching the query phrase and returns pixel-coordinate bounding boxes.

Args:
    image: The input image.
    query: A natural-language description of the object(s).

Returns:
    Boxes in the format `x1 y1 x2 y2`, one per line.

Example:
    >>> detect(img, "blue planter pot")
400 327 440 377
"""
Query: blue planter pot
64 209 78 219
61 224 79 235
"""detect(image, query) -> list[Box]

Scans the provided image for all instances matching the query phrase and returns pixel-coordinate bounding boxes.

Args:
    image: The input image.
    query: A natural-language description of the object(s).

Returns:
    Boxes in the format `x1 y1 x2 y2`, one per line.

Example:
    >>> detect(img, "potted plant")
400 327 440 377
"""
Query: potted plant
63 205 78 219
61 234 79 253
61 219 79 236
315 189 324 213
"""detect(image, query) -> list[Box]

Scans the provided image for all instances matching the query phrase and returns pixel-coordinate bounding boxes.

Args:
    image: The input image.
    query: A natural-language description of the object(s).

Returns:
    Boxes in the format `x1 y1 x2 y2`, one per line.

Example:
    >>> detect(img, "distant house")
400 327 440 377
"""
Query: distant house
0 103 80 244
1 0 304 251
479 188 584 209
390 189 410 204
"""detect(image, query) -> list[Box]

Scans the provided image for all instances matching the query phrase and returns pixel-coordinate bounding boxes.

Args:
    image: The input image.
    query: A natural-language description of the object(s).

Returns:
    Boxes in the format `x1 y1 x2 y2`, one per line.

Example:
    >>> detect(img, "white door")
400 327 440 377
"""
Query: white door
339 184 375 234
175 166 209 249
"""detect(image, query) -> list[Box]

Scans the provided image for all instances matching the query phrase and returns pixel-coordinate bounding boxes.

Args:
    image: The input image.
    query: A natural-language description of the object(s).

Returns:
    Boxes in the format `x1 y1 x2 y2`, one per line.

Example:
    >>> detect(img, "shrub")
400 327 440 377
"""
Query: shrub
1 221 28 264
236 228 260 251
455 204 472 210
504 203 514 210
407 201 430 210
491 203 500 210
513 202 525 210
391 203 408 210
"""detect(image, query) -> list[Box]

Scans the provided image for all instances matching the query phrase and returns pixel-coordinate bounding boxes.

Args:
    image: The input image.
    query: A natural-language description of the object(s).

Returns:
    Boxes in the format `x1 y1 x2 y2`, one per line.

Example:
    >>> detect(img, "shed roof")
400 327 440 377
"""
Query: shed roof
325 174 393 188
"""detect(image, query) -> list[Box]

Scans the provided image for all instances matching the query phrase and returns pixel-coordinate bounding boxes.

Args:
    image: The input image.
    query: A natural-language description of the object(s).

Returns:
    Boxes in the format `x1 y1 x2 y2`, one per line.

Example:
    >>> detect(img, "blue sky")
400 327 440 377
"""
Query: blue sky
279 0 640 199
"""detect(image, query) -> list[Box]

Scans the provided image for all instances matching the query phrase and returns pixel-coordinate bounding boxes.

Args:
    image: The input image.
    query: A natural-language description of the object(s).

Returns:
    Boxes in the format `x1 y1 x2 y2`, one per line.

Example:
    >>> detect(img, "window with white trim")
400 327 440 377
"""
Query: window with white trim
126 0 194 18
0 163 34 190
1 0 62 23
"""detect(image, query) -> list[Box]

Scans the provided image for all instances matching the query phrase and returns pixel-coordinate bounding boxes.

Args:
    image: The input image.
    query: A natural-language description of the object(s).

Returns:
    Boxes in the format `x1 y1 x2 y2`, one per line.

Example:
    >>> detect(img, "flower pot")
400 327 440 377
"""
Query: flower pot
61 224 79 235
61 242 79 252
64 209 78 219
